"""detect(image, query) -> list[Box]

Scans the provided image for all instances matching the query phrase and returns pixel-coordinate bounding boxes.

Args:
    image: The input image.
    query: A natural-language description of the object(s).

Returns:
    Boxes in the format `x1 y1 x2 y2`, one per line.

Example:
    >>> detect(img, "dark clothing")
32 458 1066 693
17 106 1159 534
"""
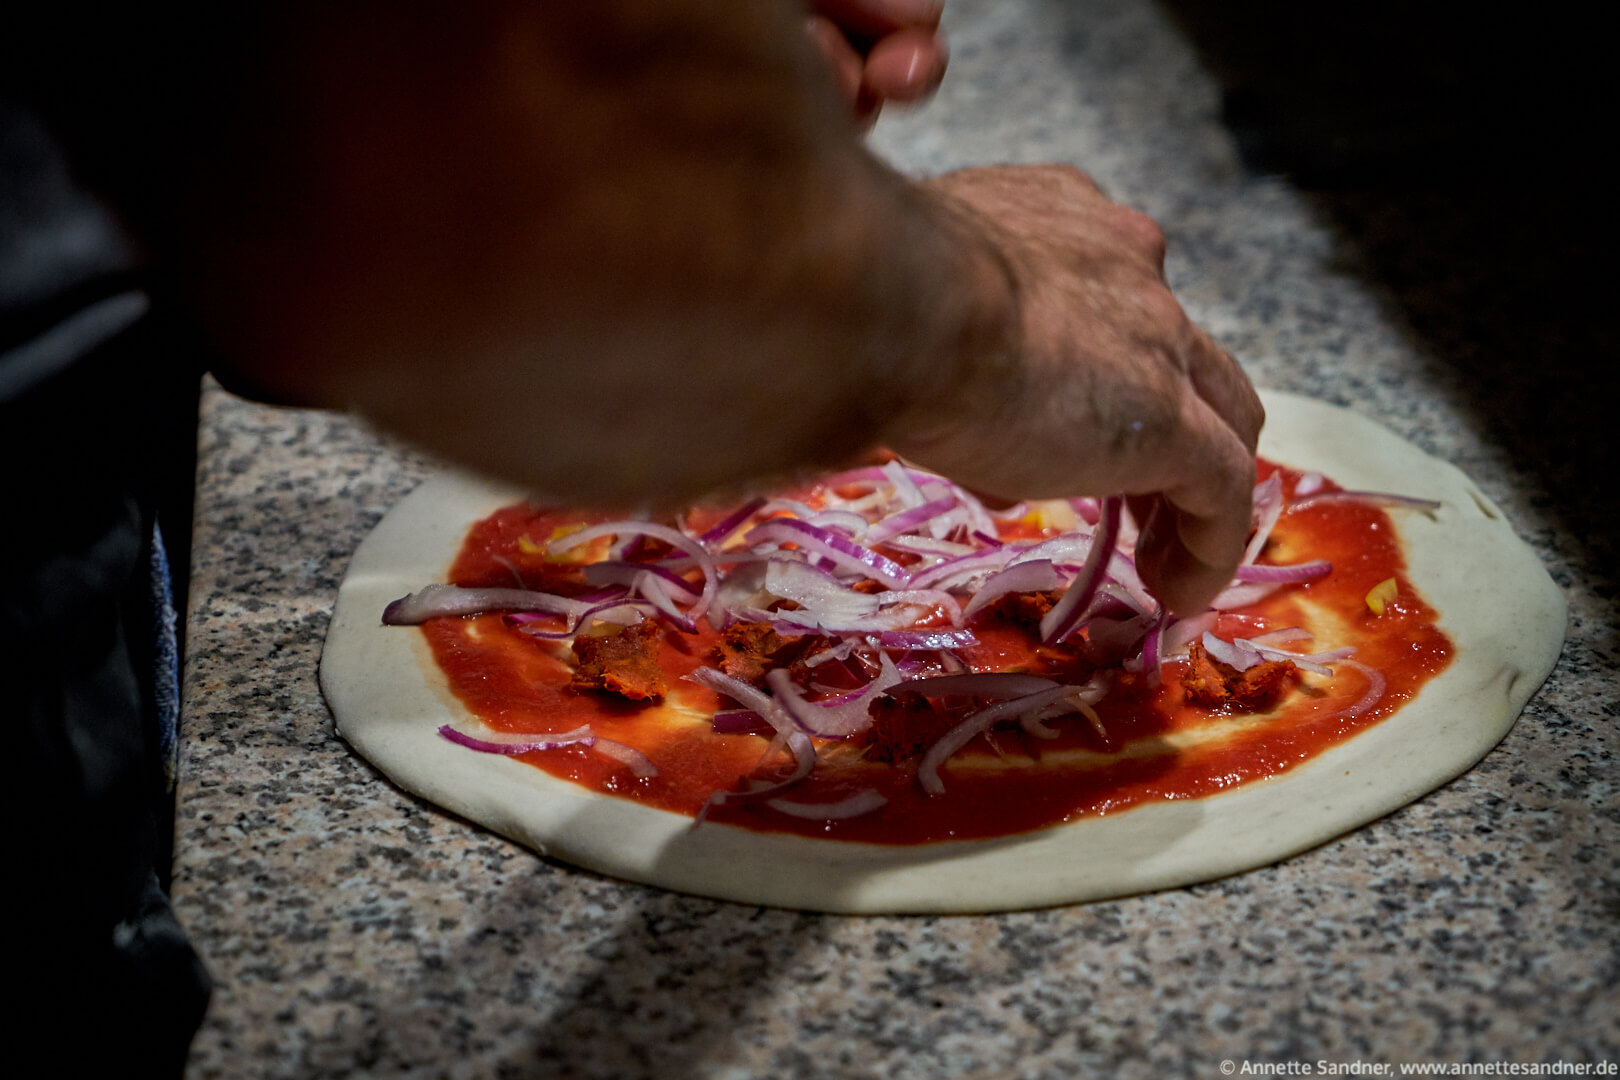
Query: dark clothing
3 99 210 1073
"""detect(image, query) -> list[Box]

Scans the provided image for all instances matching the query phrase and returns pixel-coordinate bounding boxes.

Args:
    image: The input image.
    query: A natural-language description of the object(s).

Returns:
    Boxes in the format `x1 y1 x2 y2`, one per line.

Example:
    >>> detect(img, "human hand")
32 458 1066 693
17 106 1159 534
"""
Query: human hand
892 164 1264 616
805 0 948 126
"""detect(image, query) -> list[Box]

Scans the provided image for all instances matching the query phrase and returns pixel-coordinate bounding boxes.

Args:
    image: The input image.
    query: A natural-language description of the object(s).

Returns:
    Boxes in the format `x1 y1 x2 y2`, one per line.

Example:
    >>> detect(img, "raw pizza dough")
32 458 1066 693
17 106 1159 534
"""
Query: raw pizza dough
320 391 1566 913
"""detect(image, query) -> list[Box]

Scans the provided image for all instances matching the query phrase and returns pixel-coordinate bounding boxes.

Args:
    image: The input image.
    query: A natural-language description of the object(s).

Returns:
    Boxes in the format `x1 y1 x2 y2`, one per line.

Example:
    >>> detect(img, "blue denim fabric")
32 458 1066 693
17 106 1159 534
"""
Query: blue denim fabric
4 95 209 1076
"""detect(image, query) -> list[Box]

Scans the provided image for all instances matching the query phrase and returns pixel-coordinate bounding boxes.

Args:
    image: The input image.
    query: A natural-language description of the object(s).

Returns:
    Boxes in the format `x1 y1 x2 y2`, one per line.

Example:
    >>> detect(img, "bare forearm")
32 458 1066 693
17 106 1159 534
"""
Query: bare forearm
178 0 1011 506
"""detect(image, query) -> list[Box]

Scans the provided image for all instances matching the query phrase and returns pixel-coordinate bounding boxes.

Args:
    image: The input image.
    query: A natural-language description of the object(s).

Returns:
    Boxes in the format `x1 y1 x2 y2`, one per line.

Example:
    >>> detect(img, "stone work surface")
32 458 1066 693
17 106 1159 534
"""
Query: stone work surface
175 2 1617 1076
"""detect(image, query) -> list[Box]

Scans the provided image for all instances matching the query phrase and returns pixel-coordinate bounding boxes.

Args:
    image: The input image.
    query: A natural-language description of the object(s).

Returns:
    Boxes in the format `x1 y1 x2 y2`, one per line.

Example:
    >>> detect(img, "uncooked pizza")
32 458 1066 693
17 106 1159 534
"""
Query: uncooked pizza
320 391 1565 912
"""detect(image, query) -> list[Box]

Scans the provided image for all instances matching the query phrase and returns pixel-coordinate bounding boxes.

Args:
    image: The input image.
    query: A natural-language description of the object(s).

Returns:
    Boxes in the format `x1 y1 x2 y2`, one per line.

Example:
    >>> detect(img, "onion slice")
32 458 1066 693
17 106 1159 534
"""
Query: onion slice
961 559 1062 622
917 685 1081 796
550 521 718 621
1327 658 1387 720
1233 559 1332 585
765 788 888 820
384 584 591 625
591 738 659 778
1242 473 1285 566
1200 631 1263 672
766 654 904 739
865 496 957 545
437 723 594 754
744 518 909 588
1040 495 1122 643
696 496 766 547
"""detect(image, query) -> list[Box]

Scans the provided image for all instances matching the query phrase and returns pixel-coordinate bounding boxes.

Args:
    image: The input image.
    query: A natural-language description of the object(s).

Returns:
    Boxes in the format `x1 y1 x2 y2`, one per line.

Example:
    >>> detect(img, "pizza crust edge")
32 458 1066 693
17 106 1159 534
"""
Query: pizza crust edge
319 390 1567 913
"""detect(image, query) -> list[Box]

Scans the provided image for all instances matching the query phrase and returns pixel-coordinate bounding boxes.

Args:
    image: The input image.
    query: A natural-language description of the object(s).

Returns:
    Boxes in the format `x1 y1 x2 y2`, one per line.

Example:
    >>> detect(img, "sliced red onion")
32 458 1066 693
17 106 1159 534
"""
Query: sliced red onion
801 640 855 668
1100 550 1156 613
882 534 979 558
766 587 961 636
694 674 817 814
698 730 819 820
1242 473 1285 566
878 589 963 625
927 477 997 536
1014 533 1091 568
1020 674 1110 736
882 459 927 509
514 597 647 639
744 518 909 588
917 684 1079 795
1200 631 1264 672
583 560 702 601
440 723 655 778
696 496 766 547
764 560 879 618
1162 611 1217 655
865 496 957 545
1327 658 1387 720
771 602 914 636
1235 638 1356 677
686 666 780 726
1211 581 1282 611
706 560 772 630
765 653 903 739
384 584 592 625
907 546 1020 591
828 487 890 517
809 509 871 539
634 572 698 634
760 497 819 520
438 723 595 755
592 737 659 778
608 521 653 560
1041 496 1123 643
1245 626 1312 648
876 629 979 651
1233 559 1333 584
550 521 717 622
1294 471 1326 496
961 559 1062 621
1287 490 1442 515
1140 609 1167 683
1069 497 1102 525
765 788 888 820
1020 709 1063 739
1091 581 1150 619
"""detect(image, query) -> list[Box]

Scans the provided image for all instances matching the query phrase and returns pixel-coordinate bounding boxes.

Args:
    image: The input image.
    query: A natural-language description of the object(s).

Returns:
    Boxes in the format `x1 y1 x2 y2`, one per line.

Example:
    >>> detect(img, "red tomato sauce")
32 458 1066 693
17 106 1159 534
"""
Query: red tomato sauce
420 461 1452 844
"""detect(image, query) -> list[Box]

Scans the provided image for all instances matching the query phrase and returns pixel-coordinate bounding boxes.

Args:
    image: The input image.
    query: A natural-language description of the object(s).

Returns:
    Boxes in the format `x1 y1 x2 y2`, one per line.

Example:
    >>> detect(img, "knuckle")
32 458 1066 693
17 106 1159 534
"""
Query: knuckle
1100 377 1183 460
1130 283 1192 343
1113 207 1167 262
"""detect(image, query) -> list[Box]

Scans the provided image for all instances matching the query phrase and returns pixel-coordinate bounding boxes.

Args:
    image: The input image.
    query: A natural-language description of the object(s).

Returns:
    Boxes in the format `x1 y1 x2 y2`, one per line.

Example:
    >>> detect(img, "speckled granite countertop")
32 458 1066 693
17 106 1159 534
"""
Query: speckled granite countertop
173 1 1618 1076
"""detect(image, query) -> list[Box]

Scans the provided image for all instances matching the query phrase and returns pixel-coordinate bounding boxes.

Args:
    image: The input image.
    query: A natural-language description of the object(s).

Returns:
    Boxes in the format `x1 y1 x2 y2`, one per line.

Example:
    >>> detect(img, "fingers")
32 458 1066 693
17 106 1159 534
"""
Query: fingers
1187 328 1264 455
904 164 1263 616
805 0 947 120
863 27 947 102
1133 393 1257 615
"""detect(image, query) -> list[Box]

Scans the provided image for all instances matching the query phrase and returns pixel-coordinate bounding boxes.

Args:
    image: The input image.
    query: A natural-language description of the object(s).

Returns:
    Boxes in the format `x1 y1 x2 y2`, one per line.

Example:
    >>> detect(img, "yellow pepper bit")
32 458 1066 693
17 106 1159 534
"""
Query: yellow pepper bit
1366 576 1399 615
